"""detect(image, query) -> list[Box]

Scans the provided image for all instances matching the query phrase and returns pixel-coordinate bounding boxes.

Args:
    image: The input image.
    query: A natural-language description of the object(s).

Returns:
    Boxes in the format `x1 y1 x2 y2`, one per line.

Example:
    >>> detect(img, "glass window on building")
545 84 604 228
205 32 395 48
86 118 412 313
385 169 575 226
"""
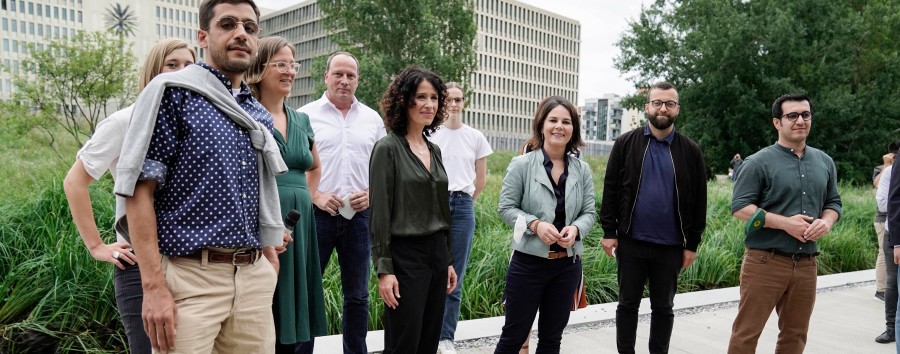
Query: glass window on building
54 6 58 19
28 1 32 14
70 9 74 22
29 22 33 35
37 23 42 36
1 18 6 31
2 39 8 52
62 8 67 21
18 0 23 12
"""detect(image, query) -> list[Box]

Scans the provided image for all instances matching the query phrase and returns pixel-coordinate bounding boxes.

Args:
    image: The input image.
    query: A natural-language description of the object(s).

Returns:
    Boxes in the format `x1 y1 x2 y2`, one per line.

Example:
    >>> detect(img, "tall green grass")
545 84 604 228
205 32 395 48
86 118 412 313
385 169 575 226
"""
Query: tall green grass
0 149 879 351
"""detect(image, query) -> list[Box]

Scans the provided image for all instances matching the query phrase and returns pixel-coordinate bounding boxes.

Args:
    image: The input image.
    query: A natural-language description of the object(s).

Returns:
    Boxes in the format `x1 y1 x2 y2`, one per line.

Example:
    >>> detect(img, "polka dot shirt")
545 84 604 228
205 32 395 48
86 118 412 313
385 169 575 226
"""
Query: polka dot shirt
139 62 274 257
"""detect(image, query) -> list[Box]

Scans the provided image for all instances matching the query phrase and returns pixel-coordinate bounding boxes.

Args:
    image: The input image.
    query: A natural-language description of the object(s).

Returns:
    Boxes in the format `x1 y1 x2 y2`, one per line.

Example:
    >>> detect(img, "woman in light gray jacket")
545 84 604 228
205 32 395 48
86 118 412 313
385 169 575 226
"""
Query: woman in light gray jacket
494 96 596 354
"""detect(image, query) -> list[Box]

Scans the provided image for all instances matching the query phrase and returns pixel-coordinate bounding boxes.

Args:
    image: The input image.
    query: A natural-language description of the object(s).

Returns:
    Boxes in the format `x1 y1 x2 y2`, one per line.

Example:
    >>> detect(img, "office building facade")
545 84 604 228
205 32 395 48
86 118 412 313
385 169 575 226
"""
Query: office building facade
1 0 202 99
260 0 580 138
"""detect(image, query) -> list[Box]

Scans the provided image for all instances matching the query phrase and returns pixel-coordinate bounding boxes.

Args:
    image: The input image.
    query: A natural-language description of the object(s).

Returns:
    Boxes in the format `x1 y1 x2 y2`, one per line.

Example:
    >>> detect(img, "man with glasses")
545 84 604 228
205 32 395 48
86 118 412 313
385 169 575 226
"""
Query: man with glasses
298 51 385 354
600 81 707 354
728 93 842 353
115 0 285 352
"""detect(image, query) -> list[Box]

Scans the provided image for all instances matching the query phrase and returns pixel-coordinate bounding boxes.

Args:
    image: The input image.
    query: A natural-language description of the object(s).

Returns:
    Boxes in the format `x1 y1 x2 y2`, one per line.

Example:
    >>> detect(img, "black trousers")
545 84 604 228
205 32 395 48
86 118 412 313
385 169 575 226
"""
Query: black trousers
494 251 582 354
382 232 450 354
884 230 897 331
615 237 683 354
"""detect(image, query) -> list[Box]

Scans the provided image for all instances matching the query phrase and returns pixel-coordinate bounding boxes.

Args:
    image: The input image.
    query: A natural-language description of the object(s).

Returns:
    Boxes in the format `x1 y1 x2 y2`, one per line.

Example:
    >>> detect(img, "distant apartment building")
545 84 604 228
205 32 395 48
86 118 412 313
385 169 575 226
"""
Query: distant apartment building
583 94 642 141
0 0 202 99
260 0 580 139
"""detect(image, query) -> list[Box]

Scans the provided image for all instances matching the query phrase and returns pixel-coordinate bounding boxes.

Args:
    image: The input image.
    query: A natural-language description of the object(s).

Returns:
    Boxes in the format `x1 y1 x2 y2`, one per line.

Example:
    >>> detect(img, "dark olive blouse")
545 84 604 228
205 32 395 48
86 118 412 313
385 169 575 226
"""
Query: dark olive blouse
369 132 451 275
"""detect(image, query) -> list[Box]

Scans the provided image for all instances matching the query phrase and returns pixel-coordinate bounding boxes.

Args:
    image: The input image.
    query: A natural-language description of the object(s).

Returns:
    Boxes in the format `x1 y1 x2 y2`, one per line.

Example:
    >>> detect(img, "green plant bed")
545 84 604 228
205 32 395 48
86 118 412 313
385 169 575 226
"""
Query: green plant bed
0 150 879 350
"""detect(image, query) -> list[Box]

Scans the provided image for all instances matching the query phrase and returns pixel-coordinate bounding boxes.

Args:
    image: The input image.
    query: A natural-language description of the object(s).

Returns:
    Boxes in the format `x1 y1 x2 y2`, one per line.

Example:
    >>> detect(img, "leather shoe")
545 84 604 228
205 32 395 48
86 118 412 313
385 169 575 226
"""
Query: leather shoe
875 330 895 343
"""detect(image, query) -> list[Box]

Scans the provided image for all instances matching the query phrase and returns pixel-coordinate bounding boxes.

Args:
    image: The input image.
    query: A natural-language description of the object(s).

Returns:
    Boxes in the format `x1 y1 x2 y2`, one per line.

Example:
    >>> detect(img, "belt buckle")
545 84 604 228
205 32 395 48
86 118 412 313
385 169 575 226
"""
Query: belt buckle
232 249 252 266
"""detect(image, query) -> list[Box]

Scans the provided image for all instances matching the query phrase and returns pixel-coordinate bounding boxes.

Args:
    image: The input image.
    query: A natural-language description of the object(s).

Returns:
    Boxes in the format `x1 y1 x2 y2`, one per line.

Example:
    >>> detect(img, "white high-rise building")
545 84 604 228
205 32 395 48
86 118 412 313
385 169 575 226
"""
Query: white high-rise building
260 0 580 139
1 0 202 99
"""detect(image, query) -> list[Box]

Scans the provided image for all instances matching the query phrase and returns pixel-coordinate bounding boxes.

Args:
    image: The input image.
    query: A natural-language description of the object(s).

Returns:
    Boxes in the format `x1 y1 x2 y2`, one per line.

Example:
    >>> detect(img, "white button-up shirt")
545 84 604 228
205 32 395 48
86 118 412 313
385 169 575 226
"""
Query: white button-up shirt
298 93 386 198
879 165 892 231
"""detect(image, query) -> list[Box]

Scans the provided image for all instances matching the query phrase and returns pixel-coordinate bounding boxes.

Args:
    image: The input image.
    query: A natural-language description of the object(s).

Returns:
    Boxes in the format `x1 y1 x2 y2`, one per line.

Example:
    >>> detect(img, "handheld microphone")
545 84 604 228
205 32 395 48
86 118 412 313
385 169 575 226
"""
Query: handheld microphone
284 209 301 233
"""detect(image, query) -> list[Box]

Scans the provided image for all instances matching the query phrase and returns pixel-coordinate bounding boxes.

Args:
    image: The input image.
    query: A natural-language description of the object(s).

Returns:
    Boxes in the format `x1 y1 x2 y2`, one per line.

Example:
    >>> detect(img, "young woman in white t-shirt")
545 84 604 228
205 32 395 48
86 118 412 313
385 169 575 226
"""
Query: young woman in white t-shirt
429 82 493 354
62 38 195 354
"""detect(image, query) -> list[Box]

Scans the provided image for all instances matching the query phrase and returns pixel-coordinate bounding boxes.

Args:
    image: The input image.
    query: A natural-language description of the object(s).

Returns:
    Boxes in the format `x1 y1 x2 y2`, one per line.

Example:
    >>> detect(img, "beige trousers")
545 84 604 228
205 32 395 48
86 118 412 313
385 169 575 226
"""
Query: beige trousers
154 250 278 354
876 221 887 292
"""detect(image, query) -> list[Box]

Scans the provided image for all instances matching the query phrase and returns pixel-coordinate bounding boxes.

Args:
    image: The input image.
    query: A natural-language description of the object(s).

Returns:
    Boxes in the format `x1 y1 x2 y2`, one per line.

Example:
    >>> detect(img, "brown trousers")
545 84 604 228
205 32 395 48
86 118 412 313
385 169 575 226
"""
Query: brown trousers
728 248 817 354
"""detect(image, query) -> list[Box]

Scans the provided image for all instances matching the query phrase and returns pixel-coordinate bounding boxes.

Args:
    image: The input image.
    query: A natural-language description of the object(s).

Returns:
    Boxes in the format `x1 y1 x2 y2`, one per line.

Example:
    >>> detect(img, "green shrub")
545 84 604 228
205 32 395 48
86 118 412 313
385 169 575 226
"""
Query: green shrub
0 150 880 350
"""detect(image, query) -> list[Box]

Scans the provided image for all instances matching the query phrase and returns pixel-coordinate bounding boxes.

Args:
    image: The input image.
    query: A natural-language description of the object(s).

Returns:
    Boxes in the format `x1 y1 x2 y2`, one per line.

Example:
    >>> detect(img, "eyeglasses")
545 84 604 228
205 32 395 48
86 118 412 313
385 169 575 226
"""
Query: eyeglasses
265 61 301 74
780 111 812 122
211 16 261 36
447 98 464 105
650 100 678 109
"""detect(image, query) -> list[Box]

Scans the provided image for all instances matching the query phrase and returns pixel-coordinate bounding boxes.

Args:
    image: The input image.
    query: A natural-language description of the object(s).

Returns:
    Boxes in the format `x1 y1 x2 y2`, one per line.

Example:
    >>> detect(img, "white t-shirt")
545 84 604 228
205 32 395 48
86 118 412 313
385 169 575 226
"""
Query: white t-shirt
75 105 134 243
428 124 493 196
298 93 386 198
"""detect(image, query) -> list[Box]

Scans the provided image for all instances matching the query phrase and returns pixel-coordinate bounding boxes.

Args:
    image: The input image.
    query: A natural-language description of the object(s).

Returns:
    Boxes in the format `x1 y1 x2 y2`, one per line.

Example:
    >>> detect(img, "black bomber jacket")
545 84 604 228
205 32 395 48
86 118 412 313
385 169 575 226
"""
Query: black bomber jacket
599 127 708 251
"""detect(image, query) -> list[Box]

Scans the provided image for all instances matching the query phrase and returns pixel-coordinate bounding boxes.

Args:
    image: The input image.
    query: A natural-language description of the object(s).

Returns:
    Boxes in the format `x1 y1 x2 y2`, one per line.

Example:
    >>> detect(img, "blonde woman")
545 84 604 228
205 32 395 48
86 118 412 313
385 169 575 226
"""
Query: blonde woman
246 36 328 354
63 38 195 354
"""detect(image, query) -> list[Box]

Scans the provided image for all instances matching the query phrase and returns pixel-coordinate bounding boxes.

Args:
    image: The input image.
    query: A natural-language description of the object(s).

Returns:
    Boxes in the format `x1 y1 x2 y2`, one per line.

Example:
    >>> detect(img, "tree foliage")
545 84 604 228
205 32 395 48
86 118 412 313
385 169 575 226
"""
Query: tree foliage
13 31 137 148
318 0 478 108
616 0 900 184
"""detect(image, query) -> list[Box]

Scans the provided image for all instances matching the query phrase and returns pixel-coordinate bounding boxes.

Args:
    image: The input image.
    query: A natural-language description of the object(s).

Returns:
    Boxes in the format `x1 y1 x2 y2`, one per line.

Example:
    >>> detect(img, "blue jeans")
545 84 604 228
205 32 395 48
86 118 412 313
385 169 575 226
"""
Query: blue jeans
895 262 900 353
494 251 582 353
314 208 370 354
441 192 477 341
114 262 151 354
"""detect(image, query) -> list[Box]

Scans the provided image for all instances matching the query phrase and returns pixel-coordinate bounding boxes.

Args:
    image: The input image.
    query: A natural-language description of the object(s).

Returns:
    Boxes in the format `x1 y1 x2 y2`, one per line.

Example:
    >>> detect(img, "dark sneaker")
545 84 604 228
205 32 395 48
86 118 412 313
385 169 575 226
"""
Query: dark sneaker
876 291 886 302
875 330 895 343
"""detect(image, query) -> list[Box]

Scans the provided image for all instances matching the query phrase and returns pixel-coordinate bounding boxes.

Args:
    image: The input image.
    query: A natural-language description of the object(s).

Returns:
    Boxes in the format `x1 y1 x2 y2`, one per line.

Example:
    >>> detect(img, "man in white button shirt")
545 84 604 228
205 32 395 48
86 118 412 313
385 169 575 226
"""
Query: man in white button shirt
877 144 898 344
298 51 385 354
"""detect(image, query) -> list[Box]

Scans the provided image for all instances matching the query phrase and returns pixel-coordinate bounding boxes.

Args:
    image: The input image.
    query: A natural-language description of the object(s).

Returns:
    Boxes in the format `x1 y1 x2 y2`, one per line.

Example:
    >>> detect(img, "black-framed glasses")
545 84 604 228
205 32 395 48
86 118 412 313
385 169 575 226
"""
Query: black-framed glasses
212 16 261 36
780 111 812 122
650 100 678 109
265 61 301 74
447 97 464 105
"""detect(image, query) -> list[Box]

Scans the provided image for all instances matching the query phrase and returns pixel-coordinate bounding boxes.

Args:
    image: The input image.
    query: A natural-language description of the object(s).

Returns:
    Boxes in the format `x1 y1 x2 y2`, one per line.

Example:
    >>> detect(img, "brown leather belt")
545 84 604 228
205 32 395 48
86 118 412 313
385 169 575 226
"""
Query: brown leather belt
548 251 570 259
179 248 261 265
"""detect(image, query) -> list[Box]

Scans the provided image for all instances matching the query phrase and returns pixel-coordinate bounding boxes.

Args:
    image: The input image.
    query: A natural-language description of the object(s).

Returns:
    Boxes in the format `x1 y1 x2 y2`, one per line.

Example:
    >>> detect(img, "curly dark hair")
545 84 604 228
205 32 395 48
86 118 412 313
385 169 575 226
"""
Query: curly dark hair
523 96 585 156
379 66 447 136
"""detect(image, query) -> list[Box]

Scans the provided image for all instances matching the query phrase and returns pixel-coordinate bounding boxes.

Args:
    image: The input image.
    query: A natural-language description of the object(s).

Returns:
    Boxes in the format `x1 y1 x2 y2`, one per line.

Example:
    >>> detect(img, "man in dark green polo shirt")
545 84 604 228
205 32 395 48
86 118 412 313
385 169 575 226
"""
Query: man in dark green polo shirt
727 93 842 354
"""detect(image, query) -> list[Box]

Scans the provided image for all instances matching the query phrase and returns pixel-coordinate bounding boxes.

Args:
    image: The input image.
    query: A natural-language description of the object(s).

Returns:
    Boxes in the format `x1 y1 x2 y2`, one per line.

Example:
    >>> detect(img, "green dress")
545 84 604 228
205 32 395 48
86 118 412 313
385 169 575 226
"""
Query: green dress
273 106 328 344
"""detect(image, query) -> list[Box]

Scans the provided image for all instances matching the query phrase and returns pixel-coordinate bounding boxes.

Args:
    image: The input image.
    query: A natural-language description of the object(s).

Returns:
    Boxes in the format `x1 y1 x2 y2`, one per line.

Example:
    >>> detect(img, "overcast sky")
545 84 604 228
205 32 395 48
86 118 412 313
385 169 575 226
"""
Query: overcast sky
253 0 648 104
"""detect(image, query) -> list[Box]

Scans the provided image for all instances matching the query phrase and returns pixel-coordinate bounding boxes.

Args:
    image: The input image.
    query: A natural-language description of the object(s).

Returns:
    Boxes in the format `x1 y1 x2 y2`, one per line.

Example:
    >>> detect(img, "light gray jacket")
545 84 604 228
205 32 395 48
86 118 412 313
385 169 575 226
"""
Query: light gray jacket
113 64 288 248
498 149 596 258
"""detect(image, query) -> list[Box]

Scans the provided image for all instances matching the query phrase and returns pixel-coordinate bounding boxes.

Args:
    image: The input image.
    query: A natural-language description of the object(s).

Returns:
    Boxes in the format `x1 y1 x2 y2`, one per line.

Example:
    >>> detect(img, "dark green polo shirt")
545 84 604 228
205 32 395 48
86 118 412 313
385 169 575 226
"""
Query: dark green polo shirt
732 143 842 254
369 132 451 275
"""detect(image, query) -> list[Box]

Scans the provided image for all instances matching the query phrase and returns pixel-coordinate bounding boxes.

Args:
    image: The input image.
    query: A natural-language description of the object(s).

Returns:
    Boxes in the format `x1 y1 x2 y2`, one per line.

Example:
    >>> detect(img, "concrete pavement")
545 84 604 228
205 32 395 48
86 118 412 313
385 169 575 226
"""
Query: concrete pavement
315 270 892 353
